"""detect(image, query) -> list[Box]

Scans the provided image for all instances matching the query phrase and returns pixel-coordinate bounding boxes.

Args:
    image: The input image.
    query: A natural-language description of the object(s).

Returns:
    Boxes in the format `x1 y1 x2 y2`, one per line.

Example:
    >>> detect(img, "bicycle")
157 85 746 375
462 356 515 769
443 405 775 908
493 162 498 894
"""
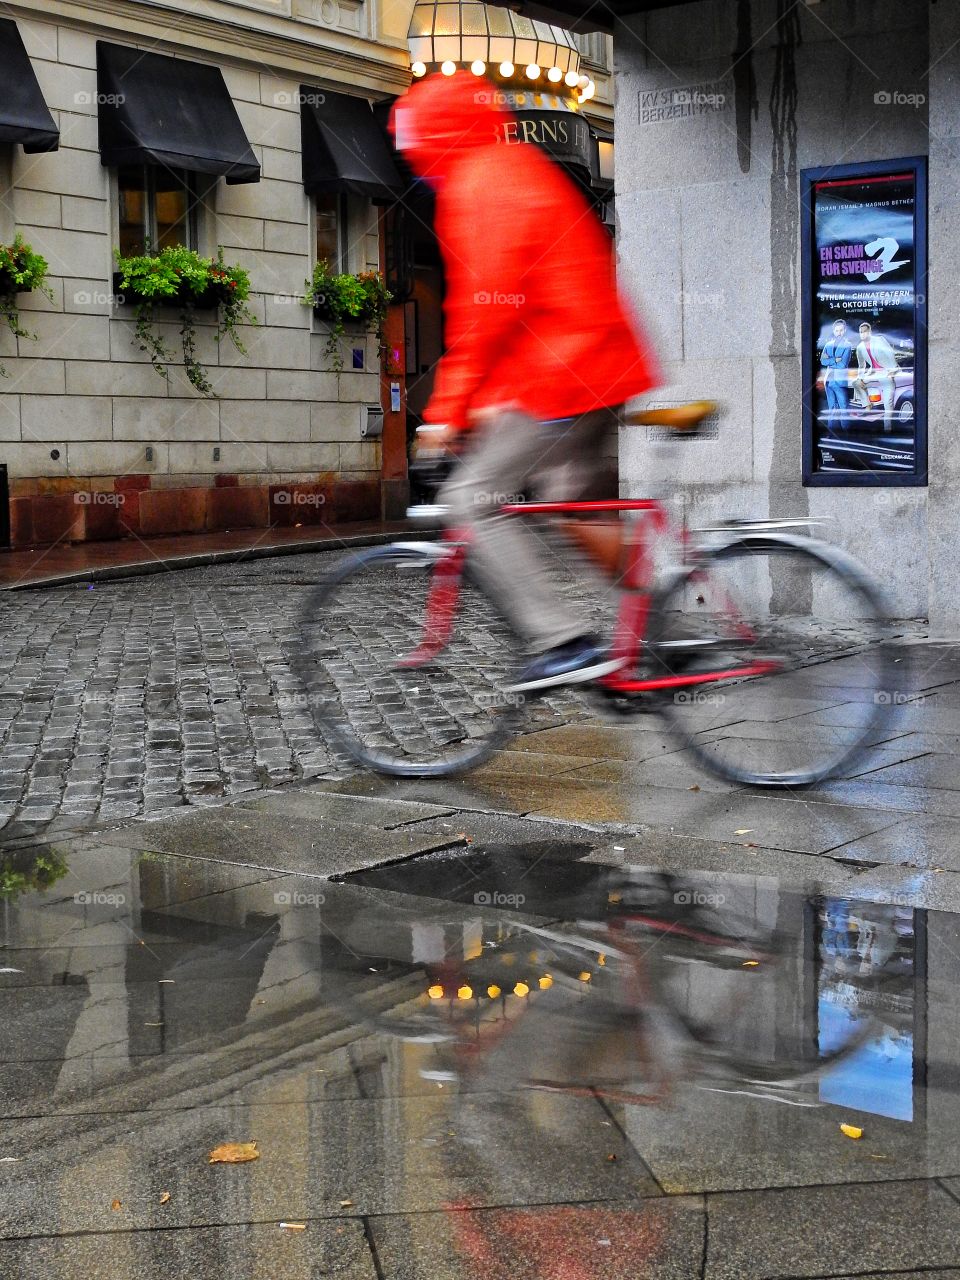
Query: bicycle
294 401 895 787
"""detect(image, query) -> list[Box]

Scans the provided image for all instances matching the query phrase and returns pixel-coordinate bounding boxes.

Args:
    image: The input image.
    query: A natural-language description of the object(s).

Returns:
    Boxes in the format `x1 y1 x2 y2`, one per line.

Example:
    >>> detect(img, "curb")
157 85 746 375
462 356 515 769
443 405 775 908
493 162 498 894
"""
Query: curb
4 529 422 592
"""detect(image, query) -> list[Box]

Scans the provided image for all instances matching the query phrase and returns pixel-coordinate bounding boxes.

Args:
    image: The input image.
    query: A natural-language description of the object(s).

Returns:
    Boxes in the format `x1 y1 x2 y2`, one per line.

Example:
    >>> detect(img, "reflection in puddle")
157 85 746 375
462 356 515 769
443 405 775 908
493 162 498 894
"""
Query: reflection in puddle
0 841 954 1274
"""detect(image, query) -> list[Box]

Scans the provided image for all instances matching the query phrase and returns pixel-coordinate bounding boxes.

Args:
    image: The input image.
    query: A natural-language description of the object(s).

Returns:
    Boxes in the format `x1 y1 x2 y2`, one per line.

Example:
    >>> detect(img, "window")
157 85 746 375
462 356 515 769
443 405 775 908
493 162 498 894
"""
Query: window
574 30 608 71
118 166 201 257
316 193 346 272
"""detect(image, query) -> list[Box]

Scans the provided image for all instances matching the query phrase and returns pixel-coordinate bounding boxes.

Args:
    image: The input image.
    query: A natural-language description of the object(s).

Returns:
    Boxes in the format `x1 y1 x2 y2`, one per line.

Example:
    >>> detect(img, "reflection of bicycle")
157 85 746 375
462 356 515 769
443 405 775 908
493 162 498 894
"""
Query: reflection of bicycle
322 874 905 1103
295 401 895 787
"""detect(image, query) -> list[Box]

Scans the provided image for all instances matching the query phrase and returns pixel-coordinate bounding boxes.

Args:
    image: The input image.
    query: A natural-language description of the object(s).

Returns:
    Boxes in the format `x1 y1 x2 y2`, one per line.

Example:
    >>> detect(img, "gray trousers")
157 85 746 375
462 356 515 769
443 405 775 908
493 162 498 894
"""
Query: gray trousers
438 407 619 653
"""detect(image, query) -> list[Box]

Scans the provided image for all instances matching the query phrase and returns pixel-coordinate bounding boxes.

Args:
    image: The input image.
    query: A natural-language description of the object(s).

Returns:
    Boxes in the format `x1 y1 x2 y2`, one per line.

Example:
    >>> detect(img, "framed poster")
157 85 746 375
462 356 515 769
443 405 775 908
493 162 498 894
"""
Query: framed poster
801 157 927 486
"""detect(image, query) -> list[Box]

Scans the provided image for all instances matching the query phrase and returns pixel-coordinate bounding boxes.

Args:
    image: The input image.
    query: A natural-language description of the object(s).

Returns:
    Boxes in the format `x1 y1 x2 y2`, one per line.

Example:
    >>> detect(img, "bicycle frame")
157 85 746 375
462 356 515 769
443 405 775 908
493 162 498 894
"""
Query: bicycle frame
400 497 782 689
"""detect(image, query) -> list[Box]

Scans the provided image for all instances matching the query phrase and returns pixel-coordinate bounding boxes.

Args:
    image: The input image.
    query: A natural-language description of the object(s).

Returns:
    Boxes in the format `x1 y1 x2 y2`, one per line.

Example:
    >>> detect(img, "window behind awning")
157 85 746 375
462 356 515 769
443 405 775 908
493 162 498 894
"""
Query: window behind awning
301 88 401 202
96 42 260 185
0 18 59 153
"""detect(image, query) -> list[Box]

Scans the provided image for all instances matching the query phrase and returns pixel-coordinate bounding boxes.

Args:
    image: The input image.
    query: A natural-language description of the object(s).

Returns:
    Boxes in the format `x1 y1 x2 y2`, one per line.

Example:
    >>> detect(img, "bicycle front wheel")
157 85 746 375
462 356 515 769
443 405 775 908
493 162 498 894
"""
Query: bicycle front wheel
650 535 897 787
293 544 524 776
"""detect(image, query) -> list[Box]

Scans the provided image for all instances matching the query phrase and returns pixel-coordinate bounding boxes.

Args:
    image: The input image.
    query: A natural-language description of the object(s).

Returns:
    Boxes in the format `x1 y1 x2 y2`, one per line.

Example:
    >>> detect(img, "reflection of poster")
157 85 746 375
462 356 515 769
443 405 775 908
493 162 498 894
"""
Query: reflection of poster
802 159 927 486
816 898 919 1121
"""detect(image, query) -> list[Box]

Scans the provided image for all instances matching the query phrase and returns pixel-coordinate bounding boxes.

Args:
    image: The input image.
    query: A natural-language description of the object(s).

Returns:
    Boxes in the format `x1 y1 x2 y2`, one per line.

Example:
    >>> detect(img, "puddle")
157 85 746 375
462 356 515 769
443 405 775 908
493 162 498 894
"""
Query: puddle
1 839 959 1274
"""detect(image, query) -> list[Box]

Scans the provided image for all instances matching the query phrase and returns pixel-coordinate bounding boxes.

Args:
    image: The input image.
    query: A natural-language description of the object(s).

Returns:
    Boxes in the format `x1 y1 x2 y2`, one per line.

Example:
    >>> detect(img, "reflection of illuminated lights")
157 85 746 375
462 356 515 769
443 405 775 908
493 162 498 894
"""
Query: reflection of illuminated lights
501 953 516 966
579 971 592 983
538 974 553 990
457 984 473 1000
598 954 606 967
742 959 759 967
608 892 622 904
513 981 530 997
487 984 502 998
428 984 444 999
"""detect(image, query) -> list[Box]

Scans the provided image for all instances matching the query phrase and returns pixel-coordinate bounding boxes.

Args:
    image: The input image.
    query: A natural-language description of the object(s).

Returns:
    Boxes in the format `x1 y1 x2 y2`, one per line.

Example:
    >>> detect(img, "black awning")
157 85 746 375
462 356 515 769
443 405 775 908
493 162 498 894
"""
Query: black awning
96 42 260 185
301 88 401 201
515 0 702 34
0 19 59 152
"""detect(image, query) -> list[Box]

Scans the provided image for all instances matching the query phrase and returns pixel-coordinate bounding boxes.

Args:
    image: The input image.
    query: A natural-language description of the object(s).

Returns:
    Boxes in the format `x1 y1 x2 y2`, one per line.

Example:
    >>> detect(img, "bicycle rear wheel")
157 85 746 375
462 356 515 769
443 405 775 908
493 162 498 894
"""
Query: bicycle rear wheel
650 535 897 786
292 544 523 776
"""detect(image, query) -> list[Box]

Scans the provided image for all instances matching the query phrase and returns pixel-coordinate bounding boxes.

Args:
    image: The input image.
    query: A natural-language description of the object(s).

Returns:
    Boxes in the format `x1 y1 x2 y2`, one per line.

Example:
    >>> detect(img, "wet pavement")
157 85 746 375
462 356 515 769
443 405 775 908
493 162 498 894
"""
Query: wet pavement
2 548 960 1275
4 805 960 1277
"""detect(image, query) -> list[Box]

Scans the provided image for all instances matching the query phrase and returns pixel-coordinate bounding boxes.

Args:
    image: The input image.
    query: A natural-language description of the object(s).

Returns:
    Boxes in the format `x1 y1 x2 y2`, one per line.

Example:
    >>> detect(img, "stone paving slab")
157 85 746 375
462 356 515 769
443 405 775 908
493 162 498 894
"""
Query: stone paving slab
368 1197 707 1279
826 814 960 870
0 1219 378 1280
99 803 467 878
0 1092 657 1238
704 1180 960 1278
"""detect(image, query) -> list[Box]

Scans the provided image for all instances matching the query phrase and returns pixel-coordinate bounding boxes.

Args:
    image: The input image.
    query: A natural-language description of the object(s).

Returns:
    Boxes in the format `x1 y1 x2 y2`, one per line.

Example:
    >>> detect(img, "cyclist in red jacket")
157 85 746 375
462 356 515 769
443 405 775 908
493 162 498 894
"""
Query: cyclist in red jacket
391 72 660 690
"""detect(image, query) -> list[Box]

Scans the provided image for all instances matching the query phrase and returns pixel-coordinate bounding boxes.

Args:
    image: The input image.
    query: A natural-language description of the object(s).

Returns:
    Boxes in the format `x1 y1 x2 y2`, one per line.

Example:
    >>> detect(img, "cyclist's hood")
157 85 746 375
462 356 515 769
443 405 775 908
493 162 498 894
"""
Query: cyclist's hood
389 72 511 187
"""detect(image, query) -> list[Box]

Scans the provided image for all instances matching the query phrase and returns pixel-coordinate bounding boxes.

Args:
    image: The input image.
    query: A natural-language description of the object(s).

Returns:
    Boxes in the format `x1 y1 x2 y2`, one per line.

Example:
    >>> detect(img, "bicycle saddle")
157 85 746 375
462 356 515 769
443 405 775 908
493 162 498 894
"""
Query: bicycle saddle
623 400 718 432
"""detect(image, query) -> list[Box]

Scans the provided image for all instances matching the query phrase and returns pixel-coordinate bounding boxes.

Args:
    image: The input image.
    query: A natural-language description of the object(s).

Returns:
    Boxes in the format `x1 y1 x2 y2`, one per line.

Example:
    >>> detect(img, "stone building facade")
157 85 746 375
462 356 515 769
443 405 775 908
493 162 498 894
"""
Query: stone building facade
613 0 958 634
0 0 412 547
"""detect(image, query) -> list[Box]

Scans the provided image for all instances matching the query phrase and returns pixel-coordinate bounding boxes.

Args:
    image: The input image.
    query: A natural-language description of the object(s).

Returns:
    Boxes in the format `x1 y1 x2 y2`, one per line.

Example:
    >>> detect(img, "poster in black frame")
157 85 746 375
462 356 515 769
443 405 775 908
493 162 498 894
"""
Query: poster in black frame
801 156 927 487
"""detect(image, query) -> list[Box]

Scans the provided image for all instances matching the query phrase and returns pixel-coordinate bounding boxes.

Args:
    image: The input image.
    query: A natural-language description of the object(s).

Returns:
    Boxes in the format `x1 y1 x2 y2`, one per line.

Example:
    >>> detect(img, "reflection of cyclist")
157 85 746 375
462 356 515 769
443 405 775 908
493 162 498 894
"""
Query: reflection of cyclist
390 73 660 692
854 322 898 431
820 319 852 429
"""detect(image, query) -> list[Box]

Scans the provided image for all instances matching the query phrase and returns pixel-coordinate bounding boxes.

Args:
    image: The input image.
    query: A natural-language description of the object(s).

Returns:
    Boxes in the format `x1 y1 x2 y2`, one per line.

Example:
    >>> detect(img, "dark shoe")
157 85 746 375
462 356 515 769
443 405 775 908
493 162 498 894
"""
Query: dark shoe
508 635 626 692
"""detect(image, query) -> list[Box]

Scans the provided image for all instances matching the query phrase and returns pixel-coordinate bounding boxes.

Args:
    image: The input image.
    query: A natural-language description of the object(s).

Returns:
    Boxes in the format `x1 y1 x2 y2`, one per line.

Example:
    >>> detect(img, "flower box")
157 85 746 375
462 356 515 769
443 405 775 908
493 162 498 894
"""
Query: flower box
112 272 232 311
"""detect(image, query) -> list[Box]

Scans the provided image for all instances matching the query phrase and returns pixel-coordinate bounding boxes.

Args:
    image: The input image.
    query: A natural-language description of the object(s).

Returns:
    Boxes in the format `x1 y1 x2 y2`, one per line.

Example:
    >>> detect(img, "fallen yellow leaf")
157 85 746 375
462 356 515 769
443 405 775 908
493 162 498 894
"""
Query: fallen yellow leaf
111 1199 122 1211
159 1191 171 1205
734 829 753 836
280 1222 307 1231
208 1142 260 1165
840 1123 863 1139
339 1199 354 1208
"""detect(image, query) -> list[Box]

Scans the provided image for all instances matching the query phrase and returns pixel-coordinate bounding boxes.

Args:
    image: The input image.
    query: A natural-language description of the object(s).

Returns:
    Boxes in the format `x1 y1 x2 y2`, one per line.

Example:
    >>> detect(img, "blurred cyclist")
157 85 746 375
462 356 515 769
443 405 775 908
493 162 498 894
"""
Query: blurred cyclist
390 73 659 691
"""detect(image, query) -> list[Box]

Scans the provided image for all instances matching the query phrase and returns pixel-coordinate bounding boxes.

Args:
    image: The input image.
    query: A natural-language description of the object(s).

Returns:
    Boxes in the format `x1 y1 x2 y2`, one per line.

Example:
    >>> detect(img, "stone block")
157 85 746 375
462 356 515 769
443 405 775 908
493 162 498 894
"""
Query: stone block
30 494 82 544
9 497 32 547
332 479 380 523
206 484 269 531
269 481 331 527
271 370 336 403
76 494 123 542
139 487 209 536
57 26 98 68
220 398 309 442
13 146 107 200
25 312 110 361
113 398 220 442
13 189 60 229
21 395 111 442
61 196 107 234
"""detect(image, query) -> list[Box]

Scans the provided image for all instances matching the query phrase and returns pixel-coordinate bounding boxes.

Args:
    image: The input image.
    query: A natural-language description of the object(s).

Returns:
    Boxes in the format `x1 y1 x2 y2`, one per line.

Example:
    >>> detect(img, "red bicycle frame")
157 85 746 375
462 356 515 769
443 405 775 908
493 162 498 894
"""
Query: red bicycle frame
403 497 781 688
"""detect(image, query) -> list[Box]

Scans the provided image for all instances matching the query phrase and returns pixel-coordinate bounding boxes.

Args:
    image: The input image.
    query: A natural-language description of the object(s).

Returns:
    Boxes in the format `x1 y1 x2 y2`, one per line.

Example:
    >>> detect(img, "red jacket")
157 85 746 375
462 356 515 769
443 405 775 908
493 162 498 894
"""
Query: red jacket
390 73 659 429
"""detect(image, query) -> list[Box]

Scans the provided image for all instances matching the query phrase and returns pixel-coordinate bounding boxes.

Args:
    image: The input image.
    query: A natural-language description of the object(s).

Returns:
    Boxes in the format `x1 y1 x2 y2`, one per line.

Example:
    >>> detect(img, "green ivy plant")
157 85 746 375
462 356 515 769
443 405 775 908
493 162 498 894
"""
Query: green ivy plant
305 262 392 371
114 245 255 397
0 234 53 378
0 847 69 902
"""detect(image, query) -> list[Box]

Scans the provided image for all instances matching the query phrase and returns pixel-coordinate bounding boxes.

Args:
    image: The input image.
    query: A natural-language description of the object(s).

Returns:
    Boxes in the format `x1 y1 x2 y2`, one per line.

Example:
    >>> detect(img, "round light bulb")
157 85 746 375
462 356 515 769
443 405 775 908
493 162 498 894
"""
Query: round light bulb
547 66 562 83
440 60 457 76
499 61 514 77
470 60 485 76
583 80 596 101
578 74 590 88
565 70 580 87
411 61 427 78
525 64 541 80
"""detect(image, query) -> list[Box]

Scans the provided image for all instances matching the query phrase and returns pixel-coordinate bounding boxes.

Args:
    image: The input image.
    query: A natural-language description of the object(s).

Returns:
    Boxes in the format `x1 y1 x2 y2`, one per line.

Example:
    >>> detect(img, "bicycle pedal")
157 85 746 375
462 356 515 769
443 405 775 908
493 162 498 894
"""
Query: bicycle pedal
584 686 657 718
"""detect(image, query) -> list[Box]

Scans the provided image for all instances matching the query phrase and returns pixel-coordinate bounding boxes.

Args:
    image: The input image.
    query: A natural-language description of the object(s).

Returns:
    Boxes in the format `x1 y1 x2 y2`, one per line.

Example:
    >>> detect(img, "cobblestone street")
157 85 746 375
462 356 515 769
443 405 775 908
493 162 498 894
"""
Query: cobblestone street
0 549 597 841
